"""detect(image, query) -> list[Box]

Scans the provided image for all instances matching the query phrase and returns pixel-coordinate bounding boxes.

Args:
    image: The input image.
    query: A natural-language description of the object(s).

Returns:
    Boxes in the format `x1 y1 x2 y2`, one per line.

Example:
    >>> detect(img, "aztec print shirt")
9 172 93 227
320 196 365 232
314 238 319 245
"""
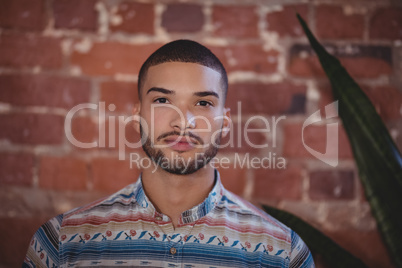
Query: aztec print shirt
24 170 315 268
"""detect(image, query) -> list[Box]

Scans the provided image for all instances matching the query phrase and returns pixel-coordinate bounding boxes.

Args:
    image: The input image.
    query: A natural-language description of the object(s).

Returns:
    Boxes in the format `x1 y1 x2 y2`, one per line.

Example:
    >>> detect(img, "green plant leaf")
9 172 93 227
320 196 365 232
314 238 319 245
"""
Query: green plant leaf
262 205 368 268
296 14 402 267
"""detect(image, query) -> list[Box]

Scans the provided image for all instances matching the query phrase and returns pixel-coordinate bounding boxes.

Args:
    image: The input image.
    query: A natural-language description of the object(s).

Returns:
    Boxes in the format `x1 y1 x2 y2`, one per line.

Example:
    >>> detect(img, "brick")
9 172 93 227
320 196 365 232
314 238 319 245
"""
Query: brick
53 0 97 31
364 86 402 121
324 229 395 268
211 44 279 73
266 4 308 37
324 201 376 231
0 74 90 109
48 191 107 215
0 153 34 186
288 44 392 78
100 81 138 113
227 82 306 115
217 164 247 196
283 123 353 159
319 84 402 121
318 85 341 115
341 57 392 79
280 202 322 227
316 5 364 39
71 42 161 76
0 113 64 145
162 4 204 33
288 54 324 78
91 157 140 193
95 107 142 153
354 203 377 231
100 115 141 152
212 5 258 38
0 217 48 267
0 186 56 218
69 116 98 148
0 33 62 69
370 7 402 40
39 156 88 190
324 204 362 230
0 0 45 31
220 120 269 154
309 169 355 200
253 164 302 201
318 85 348 119
110 2 154 34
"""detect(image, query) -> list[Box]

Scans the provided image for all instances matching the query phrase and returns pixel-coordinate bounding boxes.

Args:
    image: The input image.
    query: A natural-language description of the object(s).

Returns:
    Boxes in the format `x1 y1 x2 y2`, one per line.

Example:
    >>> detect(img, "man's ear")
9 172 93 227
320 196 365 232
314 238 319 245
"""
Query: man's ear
132 103 141 134
221 107 231 138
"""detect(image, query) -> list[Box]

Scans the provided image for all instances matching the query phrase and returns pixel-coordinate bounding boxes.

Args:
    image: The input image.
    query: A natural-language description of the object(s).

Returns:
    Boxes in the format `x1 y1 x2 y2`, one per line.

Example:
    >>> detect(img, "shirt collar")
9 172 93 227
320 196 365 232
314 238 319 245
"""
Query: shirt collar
133 169 224 224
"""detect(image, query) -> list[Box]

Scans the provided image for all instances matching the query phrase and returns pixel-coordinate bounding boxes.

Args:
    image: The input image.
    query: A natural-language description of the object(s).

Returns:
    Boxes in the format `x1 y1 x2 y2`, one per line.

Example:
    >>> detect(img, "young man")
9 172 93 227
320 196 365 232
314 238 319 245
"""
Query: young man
24 40 315 267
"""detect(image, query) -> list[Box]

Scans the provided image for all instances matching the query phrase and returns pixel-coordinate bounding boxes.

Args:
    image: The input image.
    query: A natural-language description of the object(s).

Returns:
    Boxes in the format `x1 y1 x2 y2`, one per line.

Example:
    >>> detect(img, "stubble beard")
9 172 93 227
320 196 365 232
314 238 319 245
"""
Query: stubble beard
140 125 221 175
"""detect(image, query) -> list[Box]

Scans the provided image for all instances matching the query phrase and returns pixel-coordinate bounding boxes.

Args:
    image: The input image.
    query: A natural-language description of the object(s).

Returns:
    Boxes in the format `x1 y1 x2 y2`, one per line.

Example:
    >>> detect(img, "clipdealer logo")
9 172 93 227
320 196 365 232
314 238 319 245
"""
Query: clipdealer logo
64 101 339 168
302 101 339 167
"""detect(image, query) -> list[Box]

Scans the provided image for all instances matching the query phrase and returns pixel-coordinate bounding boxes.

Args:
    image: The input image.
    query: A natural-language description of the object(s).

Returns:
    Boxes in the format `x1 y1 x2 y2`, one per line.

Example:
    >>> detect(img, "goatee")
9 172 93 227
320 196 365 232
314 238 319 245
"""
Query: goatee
140 126 221 175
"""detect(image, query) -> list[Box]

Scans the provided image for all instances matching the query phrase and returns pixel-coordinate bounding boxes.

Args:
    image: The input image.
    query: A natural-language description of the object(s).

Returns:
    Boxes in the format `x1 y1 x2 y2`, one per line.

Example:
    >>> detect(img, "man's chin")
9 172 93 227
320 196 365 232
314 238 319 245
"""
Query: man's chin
162 151 203 163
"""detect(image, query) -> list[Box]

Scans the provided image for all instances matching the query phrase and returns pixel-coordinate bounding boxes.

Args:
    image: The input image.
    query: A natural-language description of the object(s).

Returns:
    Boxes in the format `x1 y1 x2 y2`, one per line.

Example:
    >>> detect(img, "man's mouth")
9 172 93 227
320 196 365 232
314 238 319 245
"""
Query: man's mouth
163 135 198 151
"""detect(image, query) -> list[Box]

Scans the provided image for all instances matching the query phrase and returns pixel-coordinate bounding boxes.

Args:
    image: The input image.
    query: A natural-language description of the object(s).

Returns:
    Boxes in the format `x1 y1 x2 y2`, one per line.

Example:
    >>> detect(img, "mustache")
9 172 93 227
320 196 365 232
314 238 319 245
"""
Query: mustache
156 131 203 145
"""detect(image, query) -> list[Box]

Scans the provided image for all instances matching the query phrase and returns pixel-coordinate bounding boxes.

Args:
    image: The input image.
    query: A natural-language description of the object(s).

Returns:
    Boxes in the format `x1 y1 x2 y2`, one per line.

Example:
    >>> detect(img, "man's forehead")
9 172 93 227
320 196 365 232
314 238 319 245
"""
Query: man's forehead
143 62 224 96
147 61 221 76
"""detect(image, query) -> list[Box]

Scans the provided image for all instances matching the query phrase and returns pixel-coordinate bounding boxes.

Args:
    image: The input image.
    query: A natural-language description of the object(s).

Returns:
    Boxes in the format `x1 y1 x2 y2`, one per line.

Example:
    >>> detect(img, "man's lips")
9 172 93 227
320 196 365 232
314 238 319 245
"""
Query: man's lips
163 136 198 151
164 136 197 144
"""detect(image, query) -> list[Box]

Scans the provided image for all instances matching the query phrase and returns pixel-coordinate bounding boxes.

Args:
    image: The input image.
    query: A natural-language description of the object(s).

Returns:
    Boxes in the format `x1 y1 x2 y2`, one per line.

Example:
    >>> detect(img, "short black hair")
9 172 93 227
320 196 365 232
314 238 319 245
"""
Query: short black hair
137 39 228 101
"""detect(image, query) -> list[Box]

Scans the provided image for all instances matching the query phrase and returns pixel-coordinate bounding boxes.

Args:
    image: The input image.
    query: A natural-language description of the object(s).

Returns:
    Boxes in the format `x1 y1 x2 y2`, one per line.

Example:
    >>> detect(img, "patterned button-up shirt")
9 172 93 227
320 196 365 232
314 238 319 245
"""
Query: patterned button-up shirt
24 170 315 268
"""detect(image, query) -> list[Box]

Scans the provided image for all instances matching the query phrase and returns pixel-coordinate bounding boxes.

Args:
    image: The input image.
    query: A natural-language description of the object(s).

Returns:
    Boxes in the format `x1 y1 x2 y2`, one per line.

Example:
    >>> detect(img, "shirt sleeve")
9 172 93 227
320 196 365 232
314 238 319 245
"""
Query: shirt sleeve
289 230 315 268
23 214 63 268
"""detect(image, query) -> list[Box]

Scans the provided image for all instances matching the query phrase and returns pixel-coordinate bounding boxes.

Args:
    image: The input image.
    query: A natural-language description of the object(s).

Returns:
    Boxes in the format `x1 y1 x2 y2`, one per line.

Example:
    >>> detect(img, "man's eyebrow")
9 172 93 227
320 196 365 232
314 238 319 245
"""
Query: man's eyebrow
193 91 219 99
146 87 175 95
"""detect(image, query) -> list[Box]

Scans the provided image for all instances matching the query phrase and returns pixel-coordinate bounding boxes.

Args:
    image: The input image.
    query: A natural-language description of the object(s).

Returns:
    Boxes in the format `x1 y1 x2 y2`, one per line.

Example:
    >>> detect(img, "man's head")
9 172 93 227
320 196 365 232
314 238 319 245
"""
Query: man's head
138 39 228 102
134 40 230 175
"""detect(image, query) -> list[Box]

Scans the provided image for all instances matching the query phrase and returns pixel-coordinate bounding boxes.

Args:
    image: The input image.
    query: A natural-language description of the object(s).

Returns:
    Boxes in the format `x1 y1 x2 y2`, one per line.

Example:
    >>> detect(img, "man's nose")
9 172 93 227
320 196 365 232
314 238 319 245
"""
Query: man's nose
170 107 196 133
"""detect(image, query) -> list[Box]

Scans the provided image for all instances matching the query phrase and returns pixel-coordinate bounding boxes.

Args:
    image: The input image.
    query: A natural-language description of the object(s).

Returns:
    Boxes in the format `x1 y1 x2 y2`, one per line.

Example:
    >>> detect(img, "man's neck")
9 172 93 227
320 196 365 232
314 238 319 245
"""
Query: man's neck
141 166 216 228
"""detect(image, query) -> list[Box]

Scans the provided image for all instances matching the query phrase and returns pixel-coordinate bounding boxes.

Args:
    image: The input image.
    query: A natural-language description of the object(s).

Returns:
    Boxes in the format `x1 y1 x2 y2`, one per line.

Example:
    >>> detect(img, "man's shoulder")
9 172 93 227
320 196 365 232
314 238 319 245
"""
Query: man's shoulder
61 181 139 224
26 182 139 251
218 189 292 239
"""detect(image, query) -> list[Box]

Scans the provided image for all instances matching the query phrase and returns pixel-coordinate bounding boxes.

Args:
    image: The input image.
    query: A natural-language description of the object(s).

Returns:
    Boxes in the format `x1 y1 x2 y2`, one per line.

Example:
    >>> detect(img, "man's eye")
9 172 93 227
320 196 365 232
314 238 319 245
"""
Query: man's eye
154 98 169 104
197 100 212 107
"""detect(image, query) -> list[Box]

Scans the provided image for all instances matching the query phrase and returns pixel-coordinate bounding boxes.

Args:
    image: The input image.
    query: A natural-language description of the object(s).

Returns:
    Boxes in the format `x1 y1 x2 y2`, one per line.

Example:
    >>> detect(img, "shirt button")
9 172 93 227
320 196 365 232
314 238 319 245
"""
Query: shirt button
170 247 177 255
155 216 162 221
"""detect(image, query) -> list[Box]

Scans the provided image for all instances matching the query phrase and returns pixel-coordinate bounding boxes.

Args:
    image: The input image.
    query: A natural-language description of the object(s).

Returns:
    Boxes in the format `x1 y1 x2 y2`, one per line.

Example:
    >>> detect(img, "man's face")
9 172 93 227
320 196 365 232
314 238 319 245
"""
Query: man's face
135 62 230 175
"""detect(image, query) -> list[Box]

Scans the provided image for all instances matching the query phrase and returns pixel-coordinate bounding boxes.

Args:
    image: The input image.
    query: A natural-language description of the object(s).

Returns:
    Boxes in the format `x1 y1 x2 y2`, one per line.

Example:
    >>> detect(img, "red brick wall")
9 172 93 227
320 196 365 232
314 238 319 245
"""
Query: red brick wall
0 0 401 267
